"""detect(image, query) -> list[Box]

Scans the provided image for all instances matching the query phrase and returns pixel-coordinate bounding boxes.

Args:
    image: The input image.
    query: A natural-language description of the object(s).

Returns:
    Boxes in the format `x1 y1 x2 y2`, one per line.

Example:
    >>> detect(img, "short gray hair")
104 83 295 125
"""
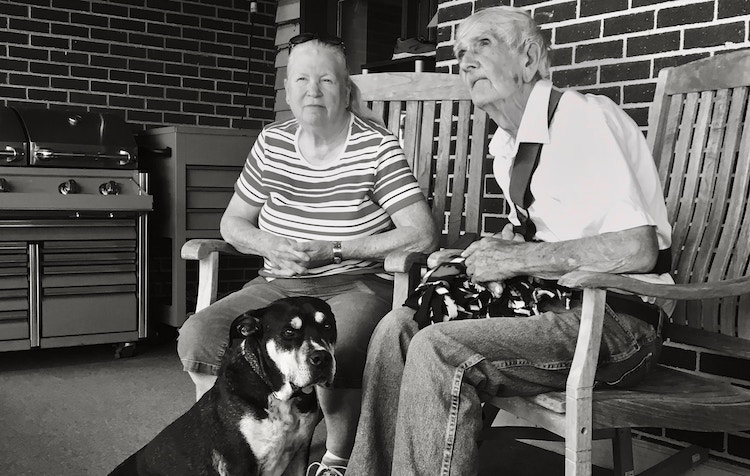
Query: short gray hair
455 6 551 79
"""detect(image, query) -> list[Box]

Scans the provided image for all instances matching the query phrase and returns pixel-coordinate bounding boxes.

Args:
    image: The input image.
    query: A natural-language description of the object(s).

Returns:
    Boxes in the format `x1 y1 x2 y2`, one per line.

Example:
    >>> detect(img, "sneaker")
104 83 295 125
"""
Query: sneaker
306 461 347 476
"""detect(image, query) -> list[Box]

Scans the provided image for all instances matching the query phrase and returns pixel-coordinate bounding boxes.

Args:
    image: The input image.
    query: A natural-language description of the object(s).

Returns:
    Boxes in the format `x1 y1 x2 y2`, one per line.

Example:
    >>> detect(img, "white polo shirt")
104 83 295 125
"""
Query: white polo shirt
489 80 674 290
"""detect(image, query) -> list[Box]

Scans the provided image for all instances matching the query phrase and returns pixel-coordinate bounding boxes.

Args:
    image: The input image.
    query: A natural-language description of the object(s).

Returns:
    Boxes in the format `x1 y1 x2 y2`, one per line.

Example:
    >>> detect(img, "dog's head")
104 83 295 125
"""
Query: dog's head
231 297 337 400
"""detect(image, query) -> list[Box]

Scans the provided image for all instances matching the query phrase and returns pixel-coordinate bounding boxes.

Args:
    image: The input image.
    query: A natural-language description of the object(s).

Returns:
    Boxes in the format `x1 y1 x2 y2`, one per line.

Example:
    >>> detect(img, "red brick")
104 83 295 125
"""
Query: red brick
719 0 750 18
29 89 68 102
32 7 71 22
10 46 49 61
51 23 89 37
556 20 601 44
9 18 49 33
10 73 49 88
623 82 656 103
92 2 128 16
437 25 452 43
626 31 680 57
684 22 746 49
551 66 598 88
70 12 108 27
603 11 654 36
657 2 715 28
0 30 29 45
437 44 455 63
31 62 69 75
70 92 108 106
533 1 576 24
0 85 28 99
600 60 650 83
580 0 628 17
575 40 623 62
474 0 512 11
72 65 108 80
52 0 91 12
550 47 572 67
437 2 473 23
0 2 29 17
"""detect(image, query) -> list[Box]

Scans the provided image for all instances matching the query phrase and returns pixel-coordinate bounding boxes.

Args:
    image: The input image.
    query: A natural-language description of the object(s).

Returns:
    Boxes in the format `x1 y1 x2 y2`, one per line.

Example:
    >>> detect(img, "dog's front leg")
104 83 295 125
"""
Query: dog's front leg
281 439 312 476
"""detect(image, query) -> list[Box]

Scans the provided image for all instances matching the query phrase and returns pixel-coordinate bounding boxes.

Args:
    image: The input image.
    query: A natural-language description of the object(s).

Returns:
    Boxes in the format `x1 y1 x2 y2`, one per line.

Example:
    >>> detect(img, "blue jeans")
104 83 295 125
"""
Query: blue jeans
177 273 393 388
347 299 661 476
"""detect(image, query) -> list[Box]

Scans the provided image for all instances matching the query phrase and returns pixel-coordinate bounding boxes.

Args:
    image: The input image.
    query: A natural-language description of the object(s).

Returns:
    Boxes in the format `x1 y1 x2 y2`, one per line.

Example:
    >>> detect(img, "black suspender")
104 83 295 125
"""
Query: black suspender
508 88 563 241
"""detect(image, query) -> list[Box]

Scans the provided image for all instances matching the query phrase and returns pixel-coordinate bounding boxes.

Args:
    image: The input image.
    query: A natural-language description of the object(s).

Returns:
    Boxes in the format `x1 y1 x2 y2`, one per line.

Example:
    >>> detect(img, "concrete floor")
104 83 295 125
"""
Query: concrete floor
0 331 599 475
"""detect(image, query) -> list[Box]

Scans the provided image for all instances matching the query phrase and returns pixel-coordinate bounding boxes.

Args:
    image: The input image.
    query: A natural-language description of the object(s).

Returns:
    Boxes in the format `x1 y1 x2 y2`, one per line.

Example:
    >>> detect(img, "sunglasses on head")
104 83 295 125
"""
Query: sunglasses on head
289 33 346 52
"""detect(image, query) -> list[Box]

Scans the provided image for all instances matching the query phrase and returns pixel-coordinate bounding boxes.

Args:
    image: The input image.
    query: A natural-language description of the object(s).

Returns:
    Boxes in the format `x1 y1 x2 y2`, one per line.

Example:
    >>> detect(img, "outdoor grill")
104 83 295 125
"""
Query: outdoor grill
0 106 151 352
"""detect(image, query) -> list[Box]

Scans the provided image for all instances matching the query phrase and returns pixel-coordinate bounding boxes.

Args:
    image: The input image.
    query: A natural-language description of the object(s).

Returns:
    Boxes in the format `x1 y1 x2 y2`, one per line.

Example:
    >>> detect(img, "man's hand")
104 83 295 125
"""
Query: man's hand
462 223 526 293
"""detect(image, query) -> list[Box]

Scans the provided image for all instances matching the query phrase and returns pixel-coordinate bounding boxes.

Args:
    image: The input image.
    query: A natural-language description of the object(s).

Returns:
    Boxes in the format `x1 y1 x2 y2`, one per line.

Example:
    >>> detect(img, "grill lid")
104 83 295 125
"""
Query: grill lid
13 108 138 169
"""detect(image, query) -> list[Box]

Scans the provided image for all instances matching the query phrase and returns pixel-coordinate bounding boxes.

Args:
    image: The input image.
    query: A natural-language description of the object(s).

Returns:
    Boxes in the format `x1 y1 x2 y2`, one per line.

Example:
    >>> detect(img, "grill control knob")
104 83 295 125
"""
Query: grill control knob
0 178 9 192
99 181 120 196
58 179 79 195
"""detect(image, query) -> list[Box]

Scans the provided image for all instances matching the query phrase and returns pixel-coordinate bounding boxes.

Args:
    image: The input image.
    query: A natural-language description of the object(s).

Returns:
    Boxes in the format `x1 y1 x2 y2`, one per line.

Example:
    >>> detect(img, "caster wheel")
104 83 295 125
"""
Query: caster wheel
114 342 137 359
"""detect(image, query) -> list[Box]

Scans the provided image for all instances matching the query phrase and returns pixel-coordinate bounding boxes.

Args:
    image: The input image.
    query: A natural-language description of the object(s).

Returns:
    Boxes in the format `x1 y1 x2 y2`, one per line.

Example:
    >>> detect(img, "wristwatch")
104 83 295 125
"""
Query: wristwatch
332 241 343 264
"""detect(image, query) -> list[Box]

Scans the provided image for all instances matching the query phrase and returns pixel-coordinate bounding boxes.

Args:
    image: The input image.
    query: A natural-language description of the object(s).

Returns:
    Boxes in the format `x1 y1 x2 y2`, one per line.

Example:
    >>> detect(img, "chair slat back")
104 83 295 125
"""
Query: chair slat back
351 73 491 247
647 50 750 339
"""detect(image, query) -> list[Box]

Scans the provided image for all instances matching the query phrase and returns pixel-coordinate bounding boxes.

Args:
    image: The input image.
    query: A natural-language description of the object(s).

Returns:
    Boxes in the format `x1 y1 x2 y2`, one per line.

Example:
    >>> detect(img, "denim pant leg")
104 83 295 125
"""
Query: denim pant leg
348 306 420 476
387 302 660 476
177 276 288 375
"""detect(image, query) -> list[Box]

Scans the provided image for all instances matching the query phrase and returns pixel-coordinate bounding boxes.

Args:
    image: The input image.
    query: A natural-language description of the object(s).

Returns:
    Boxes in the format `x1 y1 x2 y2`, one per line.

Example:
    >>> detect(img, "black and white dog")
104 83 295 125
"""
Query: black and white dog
109 296 337 476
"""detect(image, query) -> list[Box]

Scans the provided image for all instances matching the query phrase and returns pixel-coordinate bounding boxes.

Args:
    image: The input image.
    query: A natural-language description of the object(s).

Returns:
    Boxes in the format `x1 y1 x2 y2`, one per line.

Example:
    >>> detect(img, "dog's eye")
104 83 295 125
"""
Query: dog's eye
323 322 333 330
282 328 297 338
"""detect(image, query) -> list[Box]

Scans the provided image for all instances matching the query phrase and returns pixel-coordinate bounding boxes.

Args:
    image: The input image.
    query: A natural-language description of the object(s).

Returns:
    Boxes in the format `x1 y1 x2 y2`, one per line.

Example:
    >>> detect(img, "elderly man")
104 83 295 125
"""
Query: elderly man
346 6 673 476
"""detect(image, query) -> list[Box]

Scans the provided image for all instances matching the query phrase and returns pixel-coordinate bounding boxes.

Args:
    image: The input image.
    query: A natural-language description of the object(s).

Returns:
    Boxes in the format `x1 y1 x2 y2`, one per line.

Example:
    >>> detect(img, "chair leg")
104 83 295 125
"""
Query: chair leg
611 428 635 476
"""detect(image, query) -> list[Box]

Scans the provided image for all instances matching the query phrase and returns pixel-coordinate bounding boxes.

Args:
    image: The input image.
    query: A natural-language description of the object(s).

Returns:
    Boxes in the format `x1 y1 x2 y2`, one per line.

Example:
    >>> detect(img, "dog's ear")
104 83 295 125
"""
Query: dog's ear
230 310 263 340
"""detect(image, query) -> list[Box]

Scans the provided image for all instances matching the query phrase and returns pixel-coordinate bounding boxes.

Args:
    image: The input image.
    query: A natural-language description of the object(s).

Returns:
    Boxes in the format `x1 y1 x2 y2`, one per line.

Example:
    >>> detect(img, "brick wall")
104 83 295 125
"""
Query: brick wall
0 0 279 132
0 0 280 323
435 0 750 129
434 0 750 470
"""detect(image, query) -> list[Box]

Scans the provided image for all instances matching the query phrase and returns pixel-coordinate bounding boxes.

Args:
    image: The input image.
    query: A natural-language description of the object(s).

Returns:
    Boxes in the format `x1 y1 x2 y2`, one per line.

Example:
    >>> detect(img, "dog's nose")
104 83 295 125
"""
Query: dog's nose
308 350 332 368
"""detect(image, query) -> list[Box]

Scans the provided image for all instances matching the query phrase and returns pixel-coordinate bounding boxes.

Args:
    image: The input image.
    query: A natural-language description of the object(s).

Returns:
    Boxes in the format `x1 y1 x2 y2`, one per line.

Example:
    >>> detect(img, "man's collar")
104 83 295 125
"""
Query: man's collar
515 79 553 146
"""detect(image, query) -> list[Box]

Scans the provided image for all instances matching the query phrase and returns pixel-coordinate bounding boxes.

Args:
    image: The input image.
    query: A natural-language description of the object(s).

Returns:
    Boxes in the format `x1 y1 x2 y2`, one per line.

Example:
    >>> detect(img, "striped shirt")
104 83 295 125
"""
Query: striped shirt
234 113 424 277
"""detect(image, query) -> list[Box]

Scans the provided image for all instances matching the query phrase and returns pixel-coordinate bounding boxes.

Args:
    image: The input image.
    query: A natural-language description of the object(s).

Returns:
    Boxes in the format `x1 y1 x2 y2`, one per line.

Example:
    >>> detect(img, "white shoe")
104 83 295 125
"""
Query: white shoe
306 461 347 476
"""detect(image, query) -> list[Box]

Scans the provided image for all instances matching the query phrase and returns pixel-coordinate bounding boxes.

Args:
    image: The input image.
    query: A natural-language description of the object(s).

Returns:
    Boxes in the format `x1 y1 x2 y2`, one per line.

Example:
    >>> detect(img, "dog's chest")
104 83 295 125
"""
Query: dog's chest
239 395 317 476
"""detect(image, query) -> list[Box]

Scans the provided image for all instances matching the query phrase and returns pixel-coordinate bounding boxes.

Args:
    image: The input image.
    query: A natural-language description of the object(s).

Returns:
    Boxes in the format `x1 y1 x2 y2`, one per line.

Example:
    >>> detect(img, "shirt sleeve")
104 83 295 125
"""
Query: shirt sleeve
371 134 425 215
534 94 661 240
234 130 268 206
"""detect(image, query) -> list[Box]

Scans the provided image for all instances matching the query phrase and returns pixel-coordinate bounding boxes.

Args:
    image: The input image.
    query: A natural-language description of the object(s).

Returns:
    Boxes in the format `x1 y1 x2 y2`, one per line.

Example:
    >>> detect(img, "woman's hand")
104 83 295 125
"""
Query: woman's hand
265 240 337 276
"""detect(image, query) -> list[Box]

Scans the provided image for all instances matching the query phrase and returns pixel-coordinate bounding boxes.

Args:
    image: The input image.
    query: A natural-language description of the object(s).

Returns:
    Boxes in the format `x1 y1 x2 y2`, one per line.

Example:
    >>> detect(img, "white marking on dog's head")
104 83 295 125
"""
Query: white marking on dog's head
289 316 302 329
266 337 335 398
314 311 325 324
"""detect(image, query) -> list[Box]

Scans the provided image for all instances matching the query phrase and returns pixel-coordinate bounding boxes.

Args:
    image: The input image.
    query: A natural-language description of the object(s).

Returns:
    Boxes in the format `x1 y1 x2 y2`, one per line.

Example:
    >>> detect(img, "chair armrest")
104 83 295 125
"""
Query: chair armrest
180 239 248 314
559 271 750 300
181 239 241 261
427 249 463 268
384 251 427 273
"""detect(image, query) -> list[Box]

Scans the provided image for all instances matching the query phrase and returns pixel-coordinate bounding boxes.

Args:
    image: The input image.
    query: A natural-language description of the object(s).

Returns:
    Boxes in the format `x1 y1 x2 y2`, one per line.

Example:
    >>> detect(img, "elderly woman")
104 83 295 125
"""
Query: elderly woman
347 6 672 476
177 35 438 475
